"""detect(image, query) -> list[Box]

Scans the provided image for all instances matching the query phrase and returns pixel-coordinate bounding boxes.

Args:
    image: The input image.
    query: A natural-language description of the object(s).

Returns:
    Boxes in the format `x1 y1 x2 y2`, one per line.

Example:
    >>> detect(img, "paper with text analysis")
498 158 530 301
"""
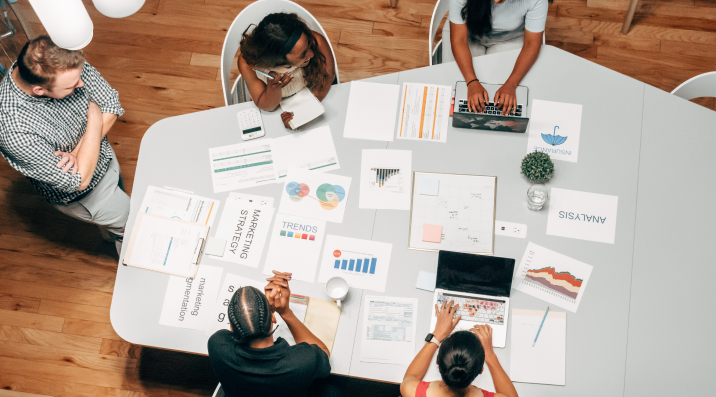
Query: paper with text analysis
359 149 412 210
124 213 209 278
514 242 593 312
211 197 274 268
271 126 340 180
262 213 326 282
317 235 393 293
280 87 325 129
209 140 276 193
160 265 223 330
546 188 619 244
510 309 566 385
139 186 220 227
397 82 452 142
344 82 400 141
205 273 266 336
278 167 352 224
527 99 583 162
360 296 418 365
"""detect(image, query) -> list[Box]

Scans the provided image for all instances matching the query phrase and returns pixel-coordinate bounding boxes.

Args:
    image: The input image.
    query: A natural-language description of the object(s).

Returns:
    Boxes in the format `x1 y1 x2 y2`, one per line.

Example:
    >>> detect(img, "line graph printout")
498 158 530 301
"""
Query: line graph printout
209 140 277 193
396 82 452 143
409 172 496 255
514 242 593 312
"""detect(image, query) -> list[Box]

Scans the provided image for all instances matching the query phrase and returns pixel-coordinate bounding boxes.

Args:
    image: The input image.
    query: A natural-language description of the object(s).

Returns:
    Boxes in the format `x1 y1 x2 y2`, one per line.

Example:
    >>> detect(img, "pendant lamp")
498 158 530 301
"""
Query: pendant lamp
28 0 93 50
92 0 146 18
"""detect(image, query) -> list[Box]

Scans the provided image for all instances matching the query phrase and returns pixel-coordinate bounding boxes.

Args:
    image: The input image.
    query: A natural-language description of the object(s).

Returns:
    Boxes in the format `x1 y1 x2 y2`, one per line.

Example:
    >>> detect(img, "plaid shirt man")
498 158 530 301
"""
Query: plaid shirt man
0 61 124 203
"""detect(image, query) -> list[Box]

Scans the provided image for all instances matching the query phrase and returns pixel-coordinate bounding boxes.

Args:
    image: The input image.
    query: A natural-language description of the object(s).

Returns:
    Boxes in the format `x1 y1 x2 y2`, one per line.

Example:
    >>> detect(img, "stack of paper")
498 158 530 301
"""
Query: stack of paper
139 186 220 227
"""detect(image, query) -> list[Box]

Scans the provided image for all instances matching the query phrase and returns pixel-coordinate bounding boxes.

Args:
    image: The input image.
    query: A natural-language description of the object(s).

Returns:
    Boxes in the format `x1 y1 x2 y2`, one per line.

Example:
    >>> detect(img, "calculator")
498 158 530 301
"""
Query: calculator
236 108 265 141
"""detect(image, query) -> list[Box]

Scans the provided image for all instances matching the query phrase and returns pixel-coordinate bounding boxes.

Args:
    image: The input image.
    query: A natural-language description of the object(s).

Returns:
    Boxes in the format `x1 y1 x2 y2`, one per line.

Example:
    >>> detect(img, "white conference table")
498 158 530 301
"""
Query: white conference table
111 46 716 396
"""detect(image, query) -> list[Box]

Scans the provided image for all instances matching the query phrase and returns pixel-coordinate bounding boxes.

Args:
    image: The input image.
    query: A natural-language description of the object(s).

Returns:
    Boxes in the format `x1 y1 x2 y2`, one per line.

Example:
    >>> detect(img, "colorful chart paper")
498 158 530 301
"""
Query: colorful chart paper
317 235 393 292
278 167 352 223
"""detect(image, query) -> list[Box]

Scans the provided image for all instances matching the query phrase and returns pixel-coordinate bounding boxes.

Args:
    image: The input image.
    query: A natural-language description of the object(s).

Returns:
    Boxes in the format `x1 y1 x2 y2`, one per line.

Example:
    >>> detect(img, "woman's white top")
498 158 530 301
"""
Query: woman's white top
255 64 307 99
448 0 548 44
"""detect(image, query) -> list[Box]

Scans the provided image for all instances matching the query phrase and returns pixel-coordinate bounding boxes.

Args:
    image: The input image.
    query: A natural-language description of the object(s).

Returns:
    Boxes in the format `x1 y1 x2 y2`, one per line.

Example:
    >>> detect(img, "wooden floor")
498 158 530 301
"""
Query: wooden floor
0 0 714 395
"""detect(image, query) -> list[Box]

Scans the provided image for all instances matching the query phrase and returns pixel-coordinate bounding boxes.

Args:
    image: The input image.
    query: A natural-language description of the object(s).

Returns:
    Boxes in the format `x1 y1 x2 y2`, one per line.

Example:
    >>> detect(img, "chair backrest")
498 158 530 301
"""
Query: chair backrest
220 0 340 106
671 71 716 101
428 0 450 66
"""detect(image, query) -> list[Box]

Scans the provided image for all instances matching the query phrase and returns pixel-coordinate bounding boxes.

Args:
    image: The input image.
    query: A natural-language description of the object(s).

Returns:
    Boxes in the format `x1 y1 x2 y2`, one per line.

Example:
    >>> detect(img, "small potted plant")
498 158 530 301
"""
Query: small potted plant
521 152 554 210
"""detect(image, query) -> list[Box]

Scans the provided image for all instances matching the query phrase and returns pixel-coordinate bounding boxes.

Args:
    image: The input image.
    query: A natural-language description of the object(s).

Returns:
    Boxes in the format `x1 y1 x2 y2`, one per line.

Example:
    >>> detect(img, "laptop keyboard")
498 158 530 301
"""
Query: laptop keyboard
457 99 523 117
437 292 506 325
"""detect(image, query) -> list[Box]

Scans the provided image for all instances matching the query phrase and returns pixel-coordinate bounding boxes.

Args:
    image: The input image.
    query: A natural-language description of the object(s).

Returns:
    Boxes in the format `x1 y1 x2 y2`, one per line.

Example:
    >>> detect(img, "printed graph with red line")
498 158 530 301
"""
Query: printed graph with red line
524 267 582 300
286 181 346 210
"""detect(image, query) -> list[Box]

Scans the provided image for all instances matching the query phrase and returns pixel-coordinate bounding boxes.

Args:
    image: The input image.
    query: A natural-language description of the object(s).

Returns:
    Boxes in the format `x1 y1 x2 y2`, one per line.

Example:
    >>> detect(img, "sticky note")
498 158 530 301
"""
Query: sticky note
204 237 226 257
416 271 437 292
420 178 440 195
422 224 442 243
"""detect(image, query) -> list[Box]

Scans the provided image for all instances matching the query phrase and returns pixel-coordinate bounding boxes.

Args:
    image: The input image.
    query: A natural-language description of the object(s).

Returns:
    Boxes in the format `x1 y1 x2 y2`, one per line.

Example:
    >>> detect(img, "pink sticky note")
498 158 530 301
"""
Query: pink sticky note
422 224 442 243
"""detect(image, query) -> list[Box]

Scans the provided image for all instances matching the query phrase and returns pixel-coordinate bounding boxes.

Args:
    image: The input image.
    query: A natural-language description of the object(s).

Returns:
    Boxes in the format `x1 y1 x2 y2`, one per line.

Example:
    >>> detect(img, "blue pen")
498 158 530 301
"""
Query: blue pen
253 69 274 80
532 306 550 347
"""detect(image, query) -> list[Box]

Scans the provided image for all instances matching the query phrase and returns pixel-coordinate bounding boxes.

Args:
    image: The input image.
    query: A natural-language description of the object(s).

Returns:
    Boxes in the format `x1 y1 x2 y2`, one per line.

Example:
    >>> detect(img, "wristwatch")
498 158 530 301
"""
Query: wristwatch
425 333 441 347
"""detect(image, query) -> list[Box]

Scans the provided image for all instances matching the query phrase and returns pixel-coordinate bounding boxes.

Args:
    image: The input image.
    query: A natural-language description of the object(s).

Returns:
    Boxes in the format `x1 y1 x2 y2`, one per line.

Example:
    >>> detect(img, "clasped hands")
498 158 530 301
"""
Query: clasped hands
264 270 294 316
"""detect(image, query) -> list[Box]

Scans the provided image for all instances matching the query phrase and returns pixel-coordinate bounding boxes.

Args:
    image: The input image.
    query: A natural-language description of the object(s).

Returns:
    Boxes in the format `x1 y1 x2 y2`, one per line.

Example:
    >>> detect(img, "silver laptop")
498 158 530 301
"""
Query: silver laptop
453 81 530 133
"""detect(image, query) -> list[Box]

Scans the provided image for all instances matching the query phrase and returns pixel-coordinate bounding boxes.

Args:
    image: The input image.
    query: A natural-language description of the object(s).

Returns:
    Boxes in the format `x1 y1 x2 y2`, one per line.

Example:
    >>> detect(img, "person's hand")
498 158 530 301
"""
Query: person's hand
264 271 293 315
470 324 495 357
467 81 489 113
54 151 78 174
266 71 293 91
433 299 461 341
281 111 295 130
494 83 517 116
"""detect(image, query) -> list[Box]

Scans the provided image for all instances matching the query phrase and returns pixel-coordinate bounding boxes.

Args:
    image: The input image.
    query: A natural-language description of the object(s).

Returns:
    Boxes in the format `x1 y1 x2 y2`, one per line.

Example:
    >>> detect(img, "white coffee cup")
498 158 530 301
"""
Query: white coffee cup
326 277 348 310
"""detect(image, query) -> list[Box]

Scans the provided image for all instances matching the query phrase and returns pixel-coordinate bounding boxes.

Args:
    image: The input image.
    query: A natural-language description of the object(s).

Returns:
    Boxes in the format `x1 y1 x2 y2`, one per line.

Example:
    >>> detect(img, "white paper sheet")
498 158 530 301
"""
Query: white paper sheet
344 82 400 141
160 265 223 330
262 213 327 282
360 296 418 365
211 198 274 268
139 186 220 227
423 349 496 393
514 242 593 313
359 149 412 210
208 140 277 193
510 309 566 386
274 296 308 345
280 87 325 129
271 126 340 180
526 99 583 162
546 188 619 244
205 273 266 336
278 167 352 224
317 235 393 293
396 82 452 143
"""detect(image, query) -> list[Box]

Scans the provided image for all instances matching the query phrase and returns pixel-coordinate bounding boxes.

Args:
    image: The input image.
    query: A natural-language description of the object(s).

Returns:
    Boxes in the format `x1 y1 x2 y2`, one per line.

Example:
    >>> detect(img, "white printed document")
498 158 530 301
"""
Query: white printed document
205 273 266 336
359 149 412 210
271 126 340 180
139 186 220 227
510 309 566 386
318 235 393 293
526 99 583 162
262 213 327 282
159 265 223 330
211 195 274 268
209 140 277 193
360 296 418 365
514 242 593 312
280 87 325 129
344 81 400 141
396 82 452 142
278 167 352 224
546 188 619 244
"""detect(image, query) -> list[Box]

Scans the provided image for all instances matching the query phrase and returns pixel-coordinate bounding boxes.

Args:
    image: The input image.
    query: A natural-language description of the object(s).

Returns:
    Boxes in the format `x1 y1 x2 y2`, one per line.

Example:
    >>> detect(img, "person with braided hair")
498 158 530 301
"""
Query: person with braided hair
207 271 334 397
400 300 519 397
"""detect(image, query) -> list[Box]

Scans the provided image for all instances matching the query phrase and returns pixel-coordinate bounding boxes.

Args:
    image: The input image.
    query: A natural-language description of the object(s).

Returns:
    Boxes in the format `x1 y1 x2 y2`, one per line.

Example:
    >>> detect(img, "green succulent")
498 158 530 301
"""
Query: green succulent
521 152 554 183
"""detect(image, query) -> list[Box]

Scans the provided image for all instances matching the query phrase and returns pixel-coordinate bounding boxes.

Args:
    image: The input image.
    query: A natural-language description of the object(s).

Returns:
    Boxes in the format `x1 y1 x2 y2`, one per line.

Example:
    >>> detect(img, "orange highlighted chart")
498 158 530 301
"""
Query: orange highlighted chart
396 82 452 143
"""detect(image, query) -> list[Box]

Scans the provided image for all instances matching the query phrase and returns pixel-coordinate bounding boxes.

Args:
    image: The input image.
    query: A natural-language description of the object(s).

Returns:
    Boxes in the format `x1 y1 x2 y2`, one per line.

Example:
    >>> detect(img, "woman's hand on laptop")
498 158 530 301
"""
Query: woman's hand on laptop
470 324 495 357
433 299 461 341
494 83 517 116
467 82 489 113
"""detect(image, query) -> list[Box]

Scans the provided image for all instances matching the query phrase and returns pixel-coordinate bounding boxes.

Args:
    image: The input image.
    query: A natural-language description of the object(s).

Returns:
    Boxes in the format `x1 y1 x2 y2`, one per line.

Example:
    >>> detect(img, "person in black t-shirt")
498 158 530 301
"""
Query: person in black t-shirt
208 271 332 397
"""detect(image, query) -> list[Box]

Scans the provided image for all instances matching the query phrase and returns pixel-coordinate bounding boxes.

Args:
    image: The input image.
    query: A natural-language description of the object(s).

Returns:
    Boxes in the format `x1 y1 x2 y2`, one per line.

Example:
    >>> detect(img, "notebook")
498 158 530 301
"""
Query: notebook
280 87 325 129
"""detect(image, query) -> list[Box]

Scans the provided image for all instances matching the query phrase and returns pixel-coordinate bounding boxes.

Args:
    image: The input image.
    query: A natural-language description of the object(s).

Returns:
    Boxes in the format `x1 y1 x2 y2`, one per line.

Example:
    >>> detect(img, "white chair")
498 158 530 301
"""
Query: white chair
428 0 546 66
212 383 225 397
671 72 716 101
220 0 340 106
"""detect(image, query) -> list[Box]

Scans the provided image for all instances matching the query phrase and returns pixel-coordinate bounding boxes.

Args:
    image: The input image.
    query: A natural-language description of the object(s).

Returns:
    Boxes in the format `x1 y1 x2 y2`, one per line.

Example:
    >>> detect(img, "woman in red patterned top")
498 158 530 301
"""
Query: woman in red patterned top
400 300 519 397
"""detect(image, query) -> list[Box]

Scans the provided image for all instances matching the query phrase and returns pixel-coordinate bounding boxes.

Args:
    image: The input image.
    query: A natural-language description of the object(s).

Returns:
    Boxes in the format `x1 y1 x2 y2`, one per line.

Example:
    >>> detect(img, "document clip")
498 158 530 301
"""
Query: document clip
192 237 206 265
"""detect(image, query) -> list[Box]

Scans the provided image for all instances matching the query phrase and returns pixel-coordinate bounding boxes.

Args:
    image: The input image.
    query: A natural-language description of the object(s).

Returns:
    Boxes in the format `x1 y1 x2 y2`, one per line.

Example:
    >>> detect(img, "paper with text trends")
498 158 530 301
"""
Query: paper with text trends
396 82 452 143
318 235 393 293
262 213 327 282
344 81 400 141
139 185 220 227
211 198 274 268
510 309 567 386
546 188 619 244
205 273 266 336
160 265 223 331
278 167 352 224
208 140 277 193
271 126 340 180
360 296 418 365
359 149 412 210
514 242 593 312
526 99 583 163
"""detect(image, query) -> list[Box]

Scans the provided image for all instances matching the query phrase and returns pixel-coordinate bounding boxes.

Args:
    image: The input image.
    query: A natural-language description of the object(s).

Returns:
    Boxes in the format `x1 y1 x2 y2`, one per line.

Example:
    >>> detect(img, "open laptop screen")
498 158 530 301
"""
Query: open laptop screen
436 250 515 297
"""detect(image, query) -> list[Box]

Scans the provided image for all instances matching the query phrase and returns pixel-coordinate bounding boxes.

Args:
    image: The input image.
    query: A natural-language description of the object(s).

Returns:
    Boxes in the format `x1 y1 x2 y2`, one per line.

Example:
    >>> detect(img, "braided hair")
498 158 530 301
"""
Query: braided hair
227 286 273 344
437 331 485 396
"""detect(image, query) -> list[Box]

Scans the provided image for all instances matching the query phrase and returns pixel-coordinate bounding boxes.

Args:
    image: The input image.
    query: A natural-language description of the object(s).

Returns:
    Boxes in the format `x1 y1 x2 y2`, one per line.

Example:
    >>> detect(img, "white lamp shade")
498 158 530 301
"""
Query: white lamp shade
92 0 146 18
28 0 93 50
